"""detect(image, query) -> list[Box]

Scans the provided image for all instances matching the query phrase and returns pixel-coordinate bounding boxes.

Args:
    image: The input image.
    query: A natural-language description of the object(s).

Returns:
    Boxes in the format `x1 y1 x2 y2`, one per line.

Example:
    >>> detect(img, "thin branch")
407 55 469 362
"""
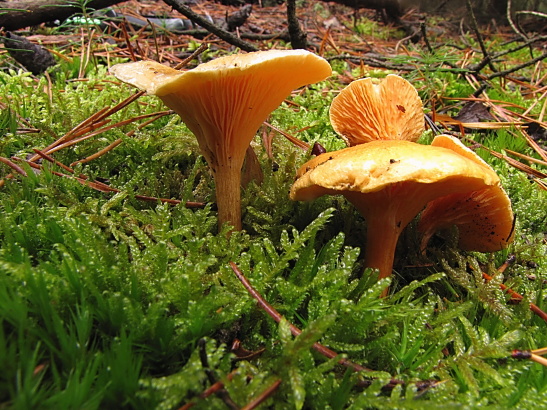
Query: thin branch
161 0 258 52
506 0 528 40
472 49 547 96
286 0 307 49
466 0 497 73
485 50 547 81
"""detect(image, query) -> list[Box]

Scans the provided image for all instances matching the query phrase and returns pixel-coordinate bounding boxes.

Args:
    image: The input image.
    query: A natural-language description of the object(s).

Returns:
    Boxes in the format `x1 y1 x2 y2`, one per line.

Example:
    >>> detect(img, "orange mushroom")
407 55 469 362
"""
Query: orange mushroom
418 135 515 253
329 75 425 146
110 50 332 231
290 136 501 295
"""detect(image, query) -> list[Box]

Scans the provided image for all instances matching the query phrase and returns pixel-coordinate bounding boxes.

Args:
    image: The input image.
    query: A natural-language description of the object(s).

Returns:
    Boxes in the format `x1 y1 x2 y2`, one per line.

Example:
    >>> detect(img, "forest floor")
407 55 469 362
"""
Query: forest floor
1 1 547 409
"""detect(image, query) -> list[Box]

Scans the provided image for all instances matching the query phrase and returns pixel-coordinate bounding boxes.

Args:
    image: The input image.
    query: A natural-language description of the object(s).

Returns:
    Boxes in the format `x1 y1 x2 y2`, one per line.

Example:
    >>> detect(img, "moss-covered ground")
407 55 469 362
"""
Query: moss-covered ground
1 1 546 408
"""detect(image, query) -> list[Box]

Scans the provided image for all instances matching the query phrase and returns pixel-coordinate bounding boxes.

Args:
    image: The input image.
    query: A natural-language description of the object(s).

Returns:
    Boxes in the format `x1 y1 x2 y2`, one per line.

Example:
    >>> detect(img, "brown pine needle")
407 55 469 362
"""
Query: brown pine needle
229 262 371 373
535 179 547 191
33 149 76 174
530 354 547 367
505 149 547 167
513 349 547 367
49 111 172 155
462 137 547 179
71 139 123 167
179 370 237 410
174 41 210 70
0 157 27 176
11 157 205 208
263 121 310 151
482 271 547 323
240 379 282 410
521 130 547 162
531 347 547 355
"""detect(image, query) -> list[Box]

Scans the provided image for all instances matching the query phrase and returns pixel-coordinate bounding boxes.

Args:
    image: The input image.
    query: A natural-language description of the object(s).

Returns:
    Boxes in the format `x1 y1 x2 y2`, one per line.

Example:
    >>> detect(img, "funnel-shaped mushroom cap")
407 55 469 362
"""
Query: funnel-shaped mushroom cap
111 50 331 231
418 135 515 252
290 139 500 287
110 50 332 168
329 75 425 145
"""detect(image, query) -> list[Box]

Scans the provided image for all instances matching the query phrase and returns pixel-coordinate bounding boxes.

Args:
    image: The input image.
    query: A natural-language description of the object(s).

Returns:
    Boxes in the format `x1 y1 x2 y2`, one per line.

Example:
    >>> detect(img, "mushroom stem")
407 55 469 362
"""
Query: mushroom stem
362 213 404 297
345 187 427 297
214 164 242 232
363 214 403 283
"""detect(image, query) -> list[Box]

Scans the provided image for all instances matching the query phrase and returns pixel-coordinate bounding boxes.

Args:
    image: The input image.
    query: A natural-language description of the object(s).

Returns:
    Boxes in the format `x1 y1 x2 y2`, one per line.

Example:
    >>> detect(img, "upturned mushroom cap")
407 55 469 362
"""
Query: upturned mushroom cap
110 50 332 167
111 50 331 231
290 139 501 289
329 75 425 145
418 135 515 252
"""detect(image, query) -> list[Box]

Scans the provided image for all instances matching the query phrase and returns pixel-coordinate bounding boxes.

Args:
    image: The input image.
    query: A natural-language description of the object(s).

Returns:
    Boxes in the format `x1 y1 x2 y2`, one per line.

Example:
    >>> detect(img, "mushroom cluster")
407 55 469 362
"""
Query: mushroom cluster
111 50 332 232
290 75 514 294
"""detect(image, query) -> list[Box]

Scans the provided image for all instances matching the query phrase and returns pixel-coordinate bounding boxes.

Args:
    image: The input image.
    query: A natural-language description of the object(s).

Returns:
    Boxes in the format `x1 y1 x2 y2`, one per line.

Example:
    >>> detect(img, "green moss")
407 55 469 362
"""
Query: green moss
0 25 546 408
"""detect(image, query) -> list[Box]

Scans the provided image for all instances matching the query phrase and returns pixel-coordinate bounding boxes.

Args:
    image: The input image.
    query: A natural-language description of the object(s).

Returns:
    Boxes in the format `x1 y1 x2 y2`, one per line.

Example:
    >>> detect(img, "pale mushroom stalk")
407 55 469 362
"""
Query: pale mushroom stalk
111 50 332 232
214 163 244 231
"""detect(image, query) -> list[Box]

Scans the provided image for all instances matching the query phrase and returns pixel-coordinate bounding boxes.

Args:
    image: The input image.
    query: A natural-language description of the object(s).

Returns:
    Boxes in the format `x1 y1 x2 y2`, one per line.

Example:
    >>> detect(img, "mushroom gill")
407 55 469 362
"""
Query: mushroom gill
418 135 515 253
329 75 425 145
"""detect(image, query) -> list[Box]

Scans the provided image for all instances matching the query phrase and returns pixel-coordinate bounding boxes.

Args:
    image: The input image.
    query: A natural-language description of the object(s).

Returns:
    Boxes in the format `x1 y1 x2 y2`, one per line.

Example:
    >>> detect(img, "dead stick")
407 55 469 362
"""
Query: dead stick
161 0 258 52
466 0 497 73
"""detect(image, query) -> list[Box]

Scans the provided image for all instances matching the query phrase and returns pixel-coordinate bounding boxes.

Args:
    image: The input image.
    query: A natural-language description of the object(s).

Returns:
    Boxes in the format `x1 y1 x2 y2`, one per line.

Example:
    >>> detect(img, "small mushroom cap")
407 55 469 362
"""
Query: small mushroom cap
418 135 515 252
290 140 500 203
329 75 425 145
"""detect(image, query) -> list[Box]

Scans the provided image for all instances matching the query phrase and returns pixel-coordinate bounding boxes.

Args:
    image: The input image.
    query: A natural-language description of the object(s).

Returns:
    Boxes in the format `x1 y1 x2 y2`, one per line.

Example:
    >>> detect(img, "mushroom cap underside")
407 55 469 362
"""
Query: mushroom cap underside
110 49 332 97
416 134 515 252
290 140 500 202
418 181 514 252
329 75 425 145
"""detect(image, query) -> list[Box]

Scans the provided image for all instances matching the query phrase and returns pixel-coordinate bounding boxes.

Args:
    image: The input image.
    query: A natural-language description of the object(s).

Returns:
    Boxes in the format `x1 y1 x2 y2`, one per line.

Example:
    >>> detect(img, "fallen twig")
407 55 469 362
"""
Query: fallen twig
161 0 258 52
